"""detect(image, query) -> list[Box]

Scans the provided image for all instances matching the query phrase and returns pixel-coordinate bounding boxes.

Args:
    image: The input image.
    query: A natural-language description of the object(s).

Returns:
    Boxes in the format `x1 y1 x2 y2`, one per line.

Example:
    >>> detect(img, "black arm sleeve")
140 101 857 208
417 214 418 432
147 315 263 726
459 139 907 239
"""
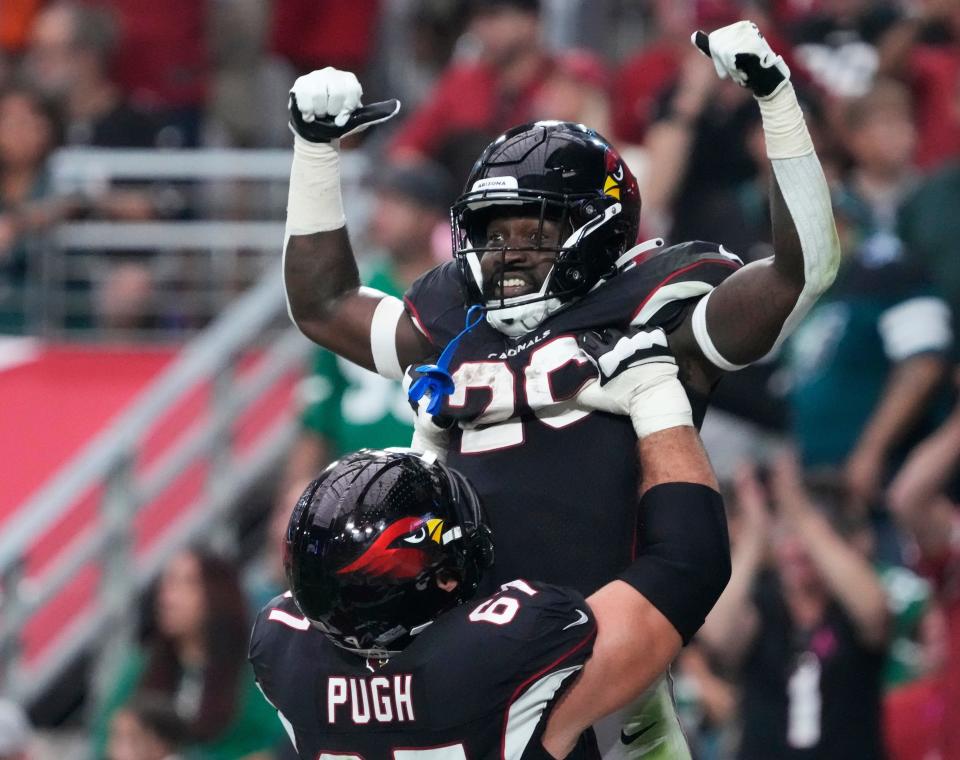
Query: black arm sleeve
619 483 730 643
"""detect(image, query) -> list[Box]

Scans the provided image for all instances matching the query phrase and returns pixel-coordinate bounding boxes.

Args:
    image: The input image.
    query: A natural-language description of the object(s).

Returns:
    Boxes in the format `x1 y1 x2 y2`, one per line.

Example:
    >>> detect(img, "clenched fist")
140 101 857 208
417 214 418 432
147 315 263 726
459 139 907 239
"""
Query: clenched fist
289 67 401 143
692 21 790 99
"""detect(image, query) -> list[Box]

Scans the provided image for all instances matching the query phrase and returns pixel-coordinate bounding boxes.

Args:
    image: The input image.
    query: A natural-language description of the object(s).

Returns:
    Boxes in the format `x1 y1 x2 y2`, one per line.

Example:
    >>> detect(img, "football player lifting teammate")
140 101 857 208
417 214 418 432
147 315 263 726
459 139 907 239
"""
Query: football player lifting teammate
251 377 718 759
279 20 840 759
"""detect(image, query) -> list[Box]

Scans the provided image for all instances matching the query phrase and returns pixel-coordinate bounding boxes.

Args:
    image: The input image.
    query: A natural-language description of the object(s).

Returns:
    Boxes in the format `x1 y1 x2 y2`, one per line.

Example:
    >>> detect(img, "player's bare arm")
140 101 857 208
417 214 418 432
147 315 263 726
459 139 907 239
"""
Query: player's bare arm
668 22 842 389
283 69 434 377
542 336 728 757
542 422 724 757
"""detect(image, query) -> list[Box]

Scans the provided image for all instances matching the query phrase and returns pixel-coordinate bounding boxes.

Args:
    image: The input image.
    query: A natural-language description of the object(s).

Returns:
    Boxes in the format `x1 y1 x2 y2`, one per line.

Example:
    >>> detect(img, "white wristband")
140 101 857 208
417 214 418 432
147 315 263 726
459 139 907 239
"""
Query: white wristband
627 362 694 438
285 136 345 235
757 82 814 159
578 362 693 438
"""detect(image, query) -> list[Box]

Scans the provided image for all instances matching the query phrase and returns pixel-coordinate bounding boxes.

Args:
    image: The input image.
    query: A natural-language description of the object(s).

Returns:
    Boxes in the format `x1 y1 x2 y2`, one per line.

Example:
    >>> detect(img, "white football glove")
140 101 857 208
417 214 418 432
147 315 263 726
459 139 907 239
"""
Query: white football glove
576 327 693 438
402 377 451 462
692 20 790 99
289 67 400 142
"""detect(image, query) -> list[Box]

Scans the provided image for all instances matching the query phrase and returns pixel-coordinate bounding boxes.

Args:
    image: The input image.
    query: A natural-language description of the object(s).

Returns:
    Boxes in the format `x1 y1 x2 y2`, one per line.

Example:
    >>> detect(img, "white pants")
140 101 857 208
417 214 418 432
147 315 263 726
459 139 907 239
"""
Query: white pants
595 674 692 760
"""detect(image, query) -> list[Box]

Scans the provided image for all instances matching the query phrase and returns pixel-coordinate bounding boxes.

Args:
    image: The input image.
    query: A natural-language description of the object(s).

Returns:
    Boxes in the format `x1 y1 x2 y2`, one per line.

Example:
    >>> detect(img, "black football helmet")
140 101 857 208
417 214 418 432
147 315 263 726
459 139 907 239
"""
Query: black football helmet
284 449 494 657
452 120 641 336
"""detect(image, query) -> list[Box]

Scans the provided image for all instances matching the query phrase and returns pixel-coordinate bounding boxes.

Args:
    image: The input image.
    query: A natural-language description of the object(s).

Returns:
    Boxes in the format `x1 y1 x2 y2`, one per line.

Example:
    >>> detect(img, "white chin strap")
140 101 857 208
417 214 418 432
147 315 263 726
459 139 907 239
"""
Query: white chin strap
485 296 562 337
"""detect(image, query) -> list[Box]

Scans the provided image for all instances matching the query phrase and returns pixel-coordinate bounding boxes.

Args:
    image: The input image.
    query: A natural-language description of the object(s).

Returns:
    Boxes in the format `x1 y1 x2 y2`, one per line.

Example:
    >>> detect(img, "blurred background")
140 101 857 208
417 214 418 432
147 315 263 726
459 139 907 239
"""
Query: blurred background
0 0 959 758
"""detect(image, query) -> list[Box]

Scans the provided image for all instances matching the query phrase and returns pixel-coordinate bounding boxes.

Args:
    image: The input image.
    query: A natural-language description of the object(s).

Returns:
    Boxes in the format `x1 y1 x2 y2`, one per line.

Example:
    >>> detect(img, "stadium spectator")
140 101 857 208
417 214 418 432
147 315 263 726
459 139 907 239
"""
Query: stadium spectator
106 694 188 760
882 602 951 760
0 700 33 760
882 0 960 169
91 548 283 760
788 0 906 99
206 0 271 148
529 49 611 139
612 0 749 147
389 0 552 174
0 0 43 55
611 0 693 147
700 456 889 760
886 397 960 760
23 2 159 148
0 85 63 333
639 49 762 242
93 0 210 147
784 78 952 514
270 0 381 75
0 53 10 91
899 161 960 344
23 3 184 332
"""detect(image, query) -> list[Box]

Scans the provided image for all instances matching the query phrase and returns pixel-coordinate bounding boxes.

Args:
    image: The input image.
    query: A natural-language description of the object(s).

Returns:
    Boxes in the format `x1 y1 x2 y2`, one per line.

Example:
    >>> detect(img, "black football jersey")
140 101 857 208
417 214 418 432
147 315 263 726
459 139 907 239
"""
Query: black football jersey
249 581 598 760
403 243 740 595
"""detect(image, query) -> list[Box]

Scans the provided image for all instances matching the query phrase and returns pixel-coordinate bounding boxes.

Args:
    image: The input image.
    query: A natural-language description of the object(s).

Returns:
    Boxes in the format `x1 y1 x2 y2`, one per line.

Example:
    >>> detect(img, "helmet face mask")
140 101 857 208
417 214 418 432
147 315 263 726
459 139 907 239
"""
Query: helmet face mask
452 121 640 336
284 450 493 658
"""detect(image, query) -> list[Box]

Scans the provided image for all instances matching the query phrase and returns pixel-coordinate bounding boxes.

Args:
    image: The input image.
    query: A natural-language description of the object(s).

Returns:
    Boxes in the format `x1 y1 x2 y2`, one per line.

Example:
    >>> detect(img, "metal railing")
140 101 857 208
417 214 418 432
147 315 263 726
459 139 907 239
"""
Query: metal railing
0 265 313 705
25 147 370 338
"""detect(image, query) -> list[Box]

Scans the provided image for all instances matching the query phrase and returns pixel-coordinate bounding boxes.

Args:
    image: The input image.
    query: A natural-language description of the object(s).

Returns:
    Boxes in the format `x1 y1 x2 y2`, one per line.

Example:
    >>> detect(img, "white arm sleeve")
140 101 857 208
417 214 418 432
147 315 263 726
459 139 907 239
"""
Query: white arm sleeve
768 152 841 351
693 83 841 370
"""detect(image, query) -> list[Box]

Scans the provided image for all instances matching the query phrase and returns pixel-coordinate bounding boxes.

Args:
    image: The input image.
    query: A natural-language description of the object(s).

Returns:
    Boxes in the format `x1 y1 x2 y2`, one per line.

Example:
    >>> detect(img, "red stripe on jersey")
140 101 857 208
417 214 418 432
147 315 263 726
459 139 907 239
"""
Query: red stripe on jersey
403 296 436 346
499 623 597 759
630 259 740 324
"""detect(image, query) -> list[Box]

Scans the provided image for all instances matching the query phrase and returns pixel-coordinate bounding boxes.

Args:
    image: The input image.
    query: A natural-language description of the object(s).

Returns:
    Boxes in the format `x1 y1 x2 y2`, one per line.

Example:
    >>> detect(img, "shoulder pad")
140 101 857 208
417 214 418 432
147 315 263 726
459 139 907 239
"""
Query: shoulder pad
550 240 741 333
628 240 743 326
421 581 595 720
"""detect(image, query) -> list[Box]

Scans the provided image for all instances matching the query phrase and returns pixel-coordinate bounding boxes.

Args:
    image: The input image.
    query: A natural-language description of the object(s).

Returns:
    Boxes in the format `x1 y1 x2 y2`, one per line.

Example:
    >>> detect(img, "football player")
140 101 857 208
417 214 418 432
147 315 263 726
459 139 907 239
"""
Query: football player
250 387 719 759
279 21 839 758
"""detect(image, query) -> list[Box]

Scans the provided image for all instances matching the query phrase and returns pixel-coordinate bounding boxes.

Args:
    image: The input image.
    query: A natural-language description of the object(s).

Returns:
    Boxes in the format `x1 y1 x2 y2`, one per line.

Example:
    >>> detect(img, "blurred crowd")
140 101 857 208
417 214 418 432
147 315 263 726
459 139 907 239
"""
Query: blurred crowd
4 0 960 758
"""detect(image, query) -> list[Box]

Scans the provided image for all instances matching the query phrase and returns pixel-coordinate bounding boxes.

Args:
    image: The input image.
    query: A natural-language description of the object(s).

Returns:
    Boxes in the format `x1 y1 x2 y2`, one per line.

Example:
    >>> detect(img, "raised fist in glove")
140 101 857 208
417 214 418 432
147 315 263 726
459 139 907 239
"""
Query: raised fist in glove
289 67 401 143
576 326 693 438
692 21 790 99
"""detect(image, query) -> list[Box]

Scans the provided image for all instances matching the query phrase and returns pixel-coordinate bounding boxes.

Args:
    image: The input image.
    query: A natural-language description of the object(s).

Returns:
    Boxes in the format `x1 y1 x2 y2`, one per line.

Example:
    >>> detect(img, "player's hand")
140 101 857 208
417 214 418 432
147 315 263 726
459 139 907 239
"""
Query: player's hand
578 325 675 385
575 326 693 437
289 67 401 143
691 20 790 99
407 391 453 462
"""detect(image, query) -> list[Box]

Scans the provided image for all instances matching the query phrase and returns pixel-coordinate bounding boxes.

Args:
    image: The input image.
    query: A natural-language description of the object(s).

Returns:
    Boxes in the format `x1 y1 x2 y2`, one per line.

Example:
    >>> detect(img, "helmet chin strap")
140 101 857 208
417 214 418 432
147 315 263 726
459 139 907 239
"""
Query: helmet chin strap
484 260 561 337
485 296 562 337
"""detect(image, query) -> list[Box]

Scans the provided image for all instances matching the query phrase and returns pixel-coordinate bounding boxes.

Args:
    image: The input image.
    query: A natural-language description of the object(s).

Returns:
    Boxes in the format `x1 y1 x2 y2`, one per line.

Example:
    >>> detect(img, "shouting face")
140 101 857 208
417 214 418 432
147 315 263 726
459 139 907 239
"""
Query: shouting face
480 215 564 301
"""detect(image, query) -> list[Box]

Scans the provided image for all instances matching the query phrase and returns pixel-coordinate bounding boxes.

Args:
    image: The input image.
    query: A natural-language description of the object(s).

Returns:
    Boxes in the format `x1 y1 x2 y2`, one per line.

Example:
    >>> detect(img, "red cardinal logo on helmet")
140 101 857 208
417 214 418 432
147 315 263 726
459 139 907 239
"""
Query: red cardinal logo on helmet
603 148 625 200
337 516 444 580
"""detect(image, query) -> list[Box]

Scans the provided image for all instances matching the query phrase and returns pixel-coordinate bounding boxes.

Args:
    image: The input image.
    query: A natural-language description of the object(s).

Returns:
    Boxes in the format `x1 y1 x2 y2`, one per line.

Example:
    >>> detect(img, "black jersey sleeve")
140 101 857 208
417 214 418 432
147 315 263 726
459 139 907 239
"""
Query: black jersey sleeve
248 592 318 739
556 241 742 335
422 580 597 756
249 593 294 700
403 261 468 350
